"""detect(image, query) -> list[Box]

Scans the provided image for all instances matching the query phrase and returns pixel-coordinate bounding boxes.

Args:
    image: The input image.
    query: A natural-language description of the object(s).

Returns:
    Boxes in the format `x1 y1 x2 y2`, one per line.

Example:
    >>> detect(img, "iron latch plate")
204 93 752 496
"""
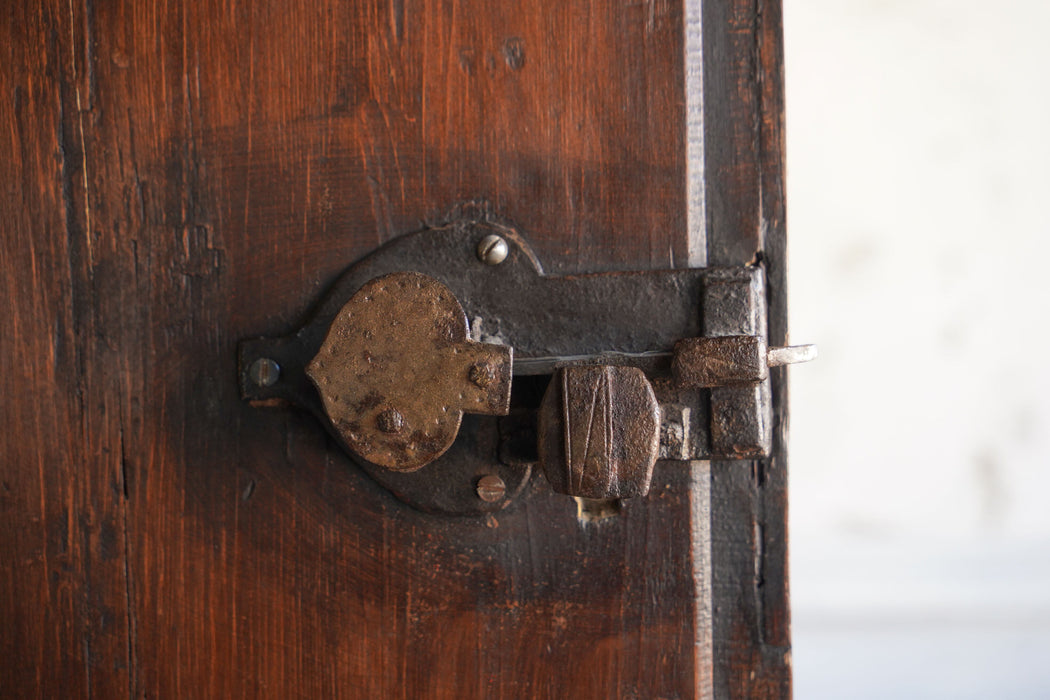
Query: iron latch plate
239 220 802 515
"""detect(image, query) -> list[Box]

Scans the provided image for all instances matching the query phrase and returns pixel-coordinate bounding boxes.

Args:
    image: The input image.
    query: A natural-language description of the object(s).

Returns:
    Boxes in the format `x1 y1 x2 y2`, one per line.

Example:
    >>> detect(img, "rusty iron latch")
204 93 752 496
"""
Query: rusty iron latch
239 220 814 515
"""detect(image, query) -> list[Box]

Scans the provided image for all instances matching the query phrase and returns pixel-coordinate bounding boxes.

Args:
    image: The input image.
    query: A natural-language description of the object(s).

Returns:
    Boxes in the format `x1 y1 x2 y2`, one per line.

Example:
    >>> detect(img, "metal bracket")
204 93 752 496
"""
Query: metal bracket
238 220 813 515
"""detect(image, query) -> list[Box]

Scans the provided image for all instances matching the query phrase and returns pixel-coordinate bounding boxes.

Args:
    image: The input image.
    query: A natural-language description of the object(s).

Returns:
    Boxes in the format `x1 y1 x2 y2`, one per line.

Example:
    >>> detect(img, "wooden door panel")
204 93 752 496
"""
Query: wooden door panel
1 0 789 697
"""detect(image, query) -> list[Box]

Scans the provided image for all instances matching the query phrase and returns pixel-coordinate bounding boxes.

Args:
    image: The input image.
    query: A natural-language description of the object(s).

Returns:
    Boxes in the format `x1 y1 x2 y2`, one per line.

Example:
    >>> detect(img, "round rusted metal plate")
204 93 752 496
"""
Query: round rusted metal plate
307 271 511 472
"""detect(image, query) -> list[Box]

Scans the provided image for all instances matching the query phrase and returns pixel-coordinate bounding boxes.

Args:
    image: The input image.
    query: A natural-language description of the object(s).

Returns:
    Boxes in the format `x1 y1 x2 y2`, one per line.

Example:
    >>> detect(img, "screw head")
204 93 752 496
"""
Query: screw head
249 358 281 387
476 474 506 502
469 361 496 388
476 234 509 266
376 408 404 434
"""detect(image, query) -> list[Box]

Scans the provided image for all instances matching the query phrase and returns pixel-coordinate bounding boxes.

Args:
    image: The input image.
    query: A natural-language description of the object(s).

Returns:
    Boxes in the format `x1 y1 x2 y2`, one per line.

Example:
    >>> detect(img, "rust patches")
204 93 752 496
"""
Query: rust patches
672 335 767 388
307 271 512 472
538 365 660 499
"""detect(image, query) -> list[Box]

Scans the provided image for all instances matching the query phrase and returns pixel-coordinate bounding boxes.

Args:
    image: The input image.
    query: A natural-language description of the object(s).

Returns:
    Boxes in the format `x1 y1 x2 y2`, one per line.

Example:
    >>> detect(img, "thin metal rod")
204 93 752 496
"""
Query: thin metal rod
767 344 818 367
512 351 673 376
513 343 818 376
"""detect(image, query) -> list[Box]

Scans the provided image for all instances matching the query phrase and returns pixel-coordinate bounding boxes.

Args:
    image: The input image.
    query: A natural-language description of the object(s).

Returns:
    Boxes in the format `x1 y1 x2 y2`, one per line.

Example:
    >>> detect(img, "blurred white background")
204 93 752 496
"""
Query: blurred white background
784 0 1050 697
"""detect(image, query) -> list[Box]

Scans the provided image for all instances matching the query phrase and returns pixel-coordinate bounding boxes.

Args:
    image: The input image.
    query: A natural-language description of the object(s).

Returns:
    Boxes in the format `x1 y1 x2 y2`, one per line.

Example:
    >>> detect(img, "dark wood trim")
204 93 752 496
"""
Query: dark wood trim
704 0 792 696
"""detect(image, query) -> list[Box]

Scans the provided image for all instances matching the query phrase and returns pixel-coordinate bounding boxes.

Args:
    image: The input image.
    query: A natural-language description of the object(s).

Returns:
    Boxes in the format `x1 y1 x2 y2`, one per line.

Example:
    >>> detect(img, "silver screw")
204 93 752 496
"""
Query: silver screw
249 358 281 387
476 474 506 502
476 234 509 266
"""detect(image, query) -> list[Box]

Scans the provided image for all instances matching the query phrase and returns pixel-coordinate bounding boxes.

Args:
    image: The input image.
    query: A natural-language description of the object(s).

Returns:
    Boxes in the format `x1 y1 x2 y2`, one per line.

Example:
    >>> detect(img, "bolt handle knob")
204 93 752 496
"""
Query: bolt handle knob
538 365 661 499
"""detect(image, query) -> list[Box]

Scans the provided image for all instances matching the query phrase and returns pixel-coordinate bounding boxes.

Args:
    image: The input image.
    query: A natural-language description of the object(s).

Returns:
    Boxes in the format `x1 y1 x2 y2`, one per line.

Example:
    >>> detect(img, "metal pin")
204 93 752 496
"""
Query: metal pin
767 344 818 367
515 339 817 394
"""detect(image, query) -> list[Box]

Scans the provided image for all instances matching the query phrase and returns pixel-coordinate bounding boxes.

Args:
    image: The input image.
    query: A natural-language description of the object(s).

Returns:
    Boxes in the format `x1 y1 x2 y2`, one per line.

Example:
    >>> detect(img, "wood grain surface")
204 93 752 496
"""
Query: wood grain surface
0 0 789 697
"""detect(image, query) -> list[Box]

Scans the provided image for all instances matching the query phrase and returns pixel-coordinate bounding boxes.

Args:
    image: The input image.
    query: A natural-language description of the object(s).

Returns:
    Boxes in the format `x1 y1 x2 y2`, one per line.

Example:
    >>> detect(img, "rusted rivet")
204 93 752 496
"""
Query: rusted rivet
476 474 506 502
476 234 509 265
469 361 496 388
376 408 404 434
249 358 281 387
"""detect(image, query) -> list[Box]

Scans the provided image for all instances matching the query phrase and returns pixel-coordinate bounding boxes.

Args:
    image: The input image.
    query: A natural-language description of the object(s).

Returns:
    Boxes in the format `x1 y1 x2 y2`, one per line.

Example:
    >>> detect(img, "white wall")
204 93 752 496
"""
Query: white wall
784 1 1050 696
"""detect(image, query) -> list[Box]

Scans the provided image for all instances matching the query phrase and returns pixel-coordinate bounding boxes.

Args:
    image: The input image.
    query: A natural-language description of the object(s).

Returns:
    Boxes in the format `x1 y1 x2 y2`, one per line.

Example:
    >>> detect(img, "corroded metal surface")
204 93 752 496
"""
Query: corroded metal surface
702 267 772 458
673 336 817 388
672 335 767 388
306 271 511 472
538 365 661 499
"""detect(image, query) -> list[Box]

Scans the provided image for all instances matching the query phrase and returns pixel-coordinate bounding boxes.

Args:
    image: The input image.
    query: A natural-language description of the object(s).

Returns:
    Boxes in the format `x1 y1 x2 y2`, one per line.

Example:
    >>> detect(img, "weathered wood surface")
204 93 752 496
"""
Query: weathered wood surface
704 0 793 696
0 0 789 697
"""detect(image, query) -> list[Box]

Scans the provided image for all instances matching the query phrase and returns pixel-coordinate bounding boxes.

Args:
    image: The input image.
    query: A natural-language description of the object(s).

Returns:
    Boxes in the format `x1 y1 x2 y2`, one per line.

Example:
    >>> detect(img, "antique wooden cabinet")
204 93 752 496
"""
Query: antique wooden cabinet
1 0 791 697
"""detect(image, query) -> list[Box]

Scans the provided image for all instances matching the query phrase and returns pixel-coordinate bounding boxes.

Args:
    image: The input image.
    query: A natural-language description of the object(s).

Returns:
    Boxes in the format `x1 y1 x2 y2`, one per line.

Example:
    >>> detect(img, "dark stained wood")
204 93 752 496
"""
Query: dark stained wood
1 4 134 698
0 0 789 697
704 0 792 696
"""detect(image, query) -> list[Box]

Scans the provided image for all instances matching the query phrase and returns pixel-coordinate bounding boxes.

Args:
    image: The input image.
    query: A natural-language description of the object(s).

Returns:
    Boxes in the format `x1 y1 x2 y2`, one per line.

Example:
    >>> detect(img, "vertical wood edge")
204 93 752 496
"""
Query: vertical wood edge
691 461 715 699
685 0 707 268
757 0 792 669
703 0 792 696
